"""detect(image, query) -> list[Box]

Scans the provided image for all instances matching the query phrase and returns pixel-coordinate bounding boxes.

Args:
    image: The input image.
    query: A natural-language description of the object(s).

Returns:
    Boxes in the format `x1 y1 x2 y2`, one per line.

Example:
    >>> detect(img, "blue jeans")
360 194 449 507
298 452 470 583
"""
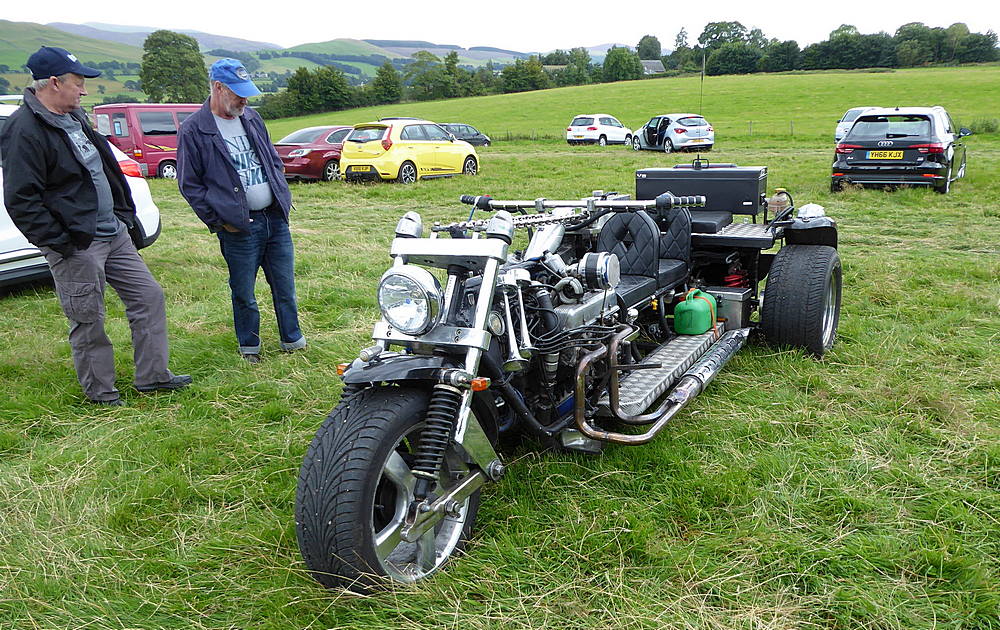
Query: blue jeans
217 209 304 354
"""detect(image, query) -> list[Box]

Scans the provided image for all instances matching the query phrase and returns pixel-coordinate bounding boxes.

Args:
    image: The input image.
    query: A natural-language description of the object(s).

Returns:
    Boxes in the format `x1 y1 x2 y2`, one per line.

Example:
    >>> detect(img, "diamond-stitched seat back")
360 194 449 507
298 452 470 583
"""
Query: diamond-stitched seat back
658 207 692 262
596 211 659 278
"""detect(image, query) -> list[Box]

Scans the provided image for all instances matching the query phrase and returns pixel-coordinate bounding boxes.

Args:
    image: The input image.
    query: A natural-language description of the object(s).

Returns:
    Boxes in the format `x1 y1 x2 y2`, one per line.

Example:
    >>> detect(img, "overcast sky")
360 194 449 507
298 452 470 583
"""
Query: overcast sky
6 0 999 52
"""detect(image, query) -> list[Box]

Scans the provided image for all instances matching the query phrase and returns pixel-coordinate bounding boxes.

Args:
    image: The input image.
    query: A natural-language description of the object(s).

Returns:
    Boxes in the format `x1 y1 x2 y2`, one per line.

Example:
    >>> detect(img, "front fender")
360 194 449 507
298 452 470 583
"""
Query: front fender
342 353 464 385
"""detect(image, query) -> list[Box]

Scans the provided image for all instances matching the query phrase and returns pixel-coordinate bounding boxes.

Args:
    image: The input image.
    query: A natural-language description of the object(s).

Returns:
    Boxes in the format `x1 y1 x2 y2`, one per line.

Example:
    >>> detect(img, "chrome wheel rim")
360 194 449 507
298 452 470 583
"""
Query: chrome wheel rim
820 268 840 349
400 164 416 184
632 137 641 151
324 161 340 181
463 158 477 175
370 422 470 583
599 137 606 146
161 164 177 179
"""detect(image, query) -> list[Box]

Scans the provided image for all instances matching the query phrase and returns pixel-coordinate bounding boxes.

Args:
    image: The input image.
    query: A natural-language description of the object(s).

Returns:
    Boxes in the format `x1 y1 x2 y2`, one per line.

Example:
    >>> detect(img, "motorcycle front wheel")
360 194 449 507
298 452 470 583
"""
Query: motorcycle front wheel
295 386 480 590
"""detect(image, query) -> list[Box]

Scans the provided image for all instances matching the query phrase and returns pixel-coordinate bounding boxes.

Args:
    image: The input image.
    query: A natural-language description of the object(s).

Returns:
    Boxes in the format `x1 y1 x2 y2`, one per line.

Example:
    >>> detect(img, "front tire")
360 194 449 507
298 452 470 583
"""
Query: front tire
296 387 480 590
761 245 842 356
398 161 417 184
462 156 478 176
632 136 642 151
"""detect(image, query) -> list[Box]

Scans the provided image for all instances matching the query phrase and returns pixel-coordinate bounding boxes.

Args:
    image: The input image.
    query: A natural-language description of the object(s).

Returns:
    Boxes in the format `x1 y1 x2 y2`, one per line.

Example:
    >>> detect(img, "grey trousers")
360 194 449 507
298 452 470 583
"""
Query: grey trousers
41 229 173 401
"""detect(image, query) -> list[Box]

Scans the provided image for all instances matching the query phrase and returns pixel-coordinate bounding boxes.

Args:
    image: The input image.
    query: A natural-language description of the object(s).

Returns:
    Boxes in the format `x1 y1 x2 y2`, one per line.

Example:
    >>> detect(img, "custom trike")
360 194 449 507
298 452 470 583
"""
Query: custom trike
295 161 842 589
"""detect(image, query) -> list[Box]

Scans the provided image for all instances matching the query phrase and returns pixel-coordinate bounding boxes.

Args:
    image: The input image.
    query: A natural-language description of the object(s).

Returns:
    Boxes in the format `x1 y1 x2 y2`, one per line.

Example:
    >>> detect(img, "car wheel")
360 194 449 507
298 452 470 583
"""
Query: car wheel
483 140 491 147
830 179 843 193
598 135 607 147
624 134 632 148
934 176 950 194
398 161 417 184
321 160 341 182
632 136 642 151
761 244 842 357
158 160 177 179
462 156 478 176
664 140 674 154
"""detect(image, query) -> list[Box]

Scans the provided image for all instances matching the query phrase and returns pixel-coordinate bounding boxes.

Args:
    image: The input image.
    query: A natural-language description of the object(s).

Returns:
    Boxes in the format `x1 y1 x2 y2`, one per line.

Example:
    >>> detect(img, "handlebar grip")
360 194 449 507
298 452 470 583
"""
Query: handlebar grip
458 195 494 210
654 193 707 210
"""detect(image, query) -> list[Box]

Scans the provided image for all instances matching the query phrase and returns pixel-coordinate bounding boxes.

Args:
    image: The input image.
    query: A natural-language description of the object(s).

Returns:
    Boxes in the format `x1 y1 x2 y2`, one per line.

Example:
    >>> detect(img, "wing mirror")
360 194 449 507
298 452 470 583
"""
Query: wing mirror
959 127 973 137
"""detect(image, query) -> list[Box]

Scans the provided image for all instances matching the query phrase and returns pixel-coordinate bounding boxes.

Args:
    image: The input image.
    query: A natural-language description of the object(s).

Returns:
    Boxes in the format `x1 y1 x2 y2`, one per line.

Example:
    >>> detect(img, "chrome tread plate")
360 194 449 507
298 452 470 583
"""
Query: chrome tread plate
597 324 722 417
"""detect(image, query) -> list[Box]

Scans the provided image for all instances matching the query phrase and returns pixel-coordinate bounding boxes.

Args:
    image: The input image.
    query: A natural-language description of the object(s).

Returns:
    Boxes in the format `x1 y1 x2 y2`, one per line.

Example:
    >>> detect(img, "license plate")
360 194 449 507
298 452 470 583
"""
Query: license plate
690 138 705 143
574 135 584 139
351 165 371 172
867 150 903 159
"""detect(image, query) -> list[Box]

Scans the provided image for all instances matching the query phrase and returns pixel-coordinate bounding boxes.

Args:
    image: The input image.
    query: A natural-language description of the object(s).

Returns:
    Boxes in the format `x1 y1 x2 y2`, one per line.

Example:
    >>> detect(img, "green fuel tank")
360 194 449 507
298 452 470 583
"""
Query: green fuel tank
674 289 718 335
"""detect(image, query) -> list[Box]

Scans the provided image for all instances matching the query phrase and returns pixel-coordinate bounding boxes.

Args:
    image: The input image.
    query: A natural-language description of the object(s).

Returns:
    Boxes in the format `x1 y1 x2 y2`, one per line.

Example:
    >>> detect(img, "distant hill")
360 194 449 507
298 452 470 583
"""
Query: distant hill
0 20 145 69
288 39 405 58
48 22 281 52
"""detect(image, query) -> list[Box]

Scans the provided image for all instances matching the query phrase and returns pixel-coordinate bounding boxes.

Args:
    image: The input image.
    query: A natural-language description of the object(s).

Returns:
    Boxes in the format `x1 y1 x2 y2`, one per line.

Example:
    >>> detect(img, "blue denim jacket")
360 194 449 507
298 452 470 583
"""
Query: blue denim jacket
177 100 292 232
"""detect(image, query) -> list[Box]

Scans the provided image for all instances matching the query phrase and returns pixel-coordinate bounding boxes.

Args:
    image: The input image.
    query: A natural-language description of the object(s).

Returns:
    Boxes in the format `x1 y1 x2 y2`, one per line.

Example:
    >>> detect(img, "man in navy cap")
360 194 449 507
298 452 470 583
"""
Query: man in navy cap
177 59 304 364
0 46 191 405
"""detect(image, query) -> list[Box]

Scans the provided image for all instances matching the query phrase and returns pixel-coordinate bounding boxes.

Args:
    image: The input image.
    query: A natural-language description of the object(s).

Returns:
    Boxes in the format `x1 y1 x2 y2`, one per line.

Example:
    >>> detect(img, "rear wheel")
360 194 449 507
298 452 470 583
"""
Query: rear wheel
624 134 632 147
462 156 478 176
598 135 607 147
761 245 842 356
321 160 340 181
398 161 417 184
632 136 642 151
664 139 674 154
934 173 951 194
158 160 177 179
296 387 481 590
830 179 843 193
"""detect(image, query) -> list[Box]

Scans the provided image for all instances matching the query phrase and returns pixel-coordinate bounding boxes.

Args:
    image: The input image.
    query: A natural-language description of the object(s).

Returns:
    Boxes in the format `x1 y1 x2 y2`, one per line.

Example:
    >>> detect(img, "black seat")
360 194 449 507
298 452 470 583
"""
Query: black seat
689 210 733 234
596 210 659 306
655 206 692 289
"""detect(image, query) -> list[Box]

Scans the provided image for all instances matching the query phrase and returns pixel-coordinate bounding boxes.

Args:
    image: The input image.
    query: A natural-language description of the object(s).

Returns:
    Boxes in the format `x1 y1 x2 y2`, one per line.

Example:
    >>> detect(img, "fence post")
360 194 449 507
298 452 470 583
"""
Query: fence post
790 120 794 136
749 121 753 136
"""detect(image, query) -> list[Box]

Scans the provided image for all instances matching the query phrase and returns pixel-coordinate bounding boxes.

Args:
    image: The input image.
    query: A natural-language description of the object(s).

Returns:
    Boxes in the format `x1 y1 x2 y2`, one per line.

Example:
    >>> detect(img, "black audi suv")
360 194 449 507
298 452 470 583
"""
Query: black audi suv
831 106 972 194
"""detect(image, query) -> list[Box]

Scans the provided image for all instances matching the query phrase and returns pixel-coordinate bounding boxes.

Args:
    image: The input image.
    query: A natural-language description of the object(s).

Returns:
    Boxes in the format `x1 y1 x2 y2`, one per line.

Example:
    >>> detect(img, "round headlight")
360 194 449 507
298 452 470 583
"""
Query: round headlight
377 266 443 335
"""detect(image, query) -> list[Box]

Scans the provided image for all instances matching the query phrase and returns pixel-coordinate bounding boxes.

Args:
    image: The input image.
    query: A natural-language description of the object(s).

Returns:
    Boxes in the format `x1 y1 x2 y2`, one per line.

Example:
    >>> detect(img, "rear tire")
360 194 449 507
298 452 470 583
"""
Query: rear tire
158 160 177 179
632 136 642 151
321 160 340 182
398 161 417 184
761 245 842 356
664 140 674 154
598 135 607 147
934 175 950 194
296 387 481 590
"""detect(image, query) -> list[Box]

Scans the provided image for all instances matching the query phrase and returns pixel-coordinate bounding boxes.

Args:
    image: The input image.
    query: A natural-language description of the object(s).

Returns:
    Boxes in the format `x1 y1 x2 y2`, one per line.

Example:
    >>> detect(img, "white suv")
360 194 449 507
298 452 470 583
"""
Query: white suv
566 114 632 146
1 97 161 288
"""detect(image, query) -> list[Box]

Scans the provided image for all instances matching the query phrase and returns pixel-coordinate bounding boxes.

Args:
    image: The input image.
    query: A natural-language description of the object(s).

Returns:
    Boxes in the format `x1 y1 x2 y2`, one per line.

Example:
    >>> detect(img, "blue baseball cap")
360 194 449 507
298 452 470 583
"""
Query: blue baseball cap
210 58 261 98
27 46 102 80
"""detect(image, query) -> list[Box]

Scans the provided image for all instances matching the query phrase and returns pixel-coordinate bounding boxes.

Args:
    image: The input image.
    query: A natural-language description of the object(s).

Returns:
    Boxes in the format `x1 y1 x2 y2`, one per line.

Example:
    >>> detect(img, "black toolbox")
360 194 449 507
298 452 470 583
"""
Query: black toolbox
636 161 768 218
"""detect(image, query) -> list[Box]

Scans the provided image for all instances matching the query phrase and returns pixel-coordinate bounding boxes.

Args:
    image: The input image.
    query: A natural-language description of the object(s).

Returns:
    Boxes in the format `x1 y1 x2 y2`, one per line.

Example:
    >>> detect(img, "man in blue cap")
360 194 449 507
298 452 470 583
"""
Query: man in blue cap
0 46 191 405
177 59 304 364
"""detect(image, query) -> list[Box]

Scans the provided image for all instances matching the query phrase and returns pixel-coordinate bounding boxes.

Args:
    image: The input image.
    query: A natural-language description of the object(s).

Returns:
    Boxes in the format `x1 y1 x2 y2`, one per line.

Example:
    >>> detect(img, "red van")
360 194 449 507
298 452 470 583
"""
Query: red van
93 103 201 178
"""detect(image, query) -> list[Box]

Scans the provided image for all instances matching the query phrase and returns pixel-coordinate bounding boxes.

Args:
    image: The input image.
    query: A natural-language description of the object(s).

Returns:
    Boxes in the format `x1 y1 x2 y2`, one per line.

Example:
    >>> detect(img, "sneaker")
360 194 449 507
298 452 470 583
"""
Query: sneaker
88 396 123 406
241 353 261 364
280 336 307 352
136 374 193 392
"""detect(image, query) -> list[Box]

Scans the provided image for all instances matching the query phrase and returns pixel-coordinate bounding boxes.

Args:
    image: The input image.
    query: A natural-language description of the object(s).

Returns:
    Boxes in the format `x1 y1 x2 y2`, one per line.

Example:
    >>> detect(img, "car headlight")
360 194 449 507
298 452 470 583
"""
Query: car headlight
288 149 312 157
377 266 443 335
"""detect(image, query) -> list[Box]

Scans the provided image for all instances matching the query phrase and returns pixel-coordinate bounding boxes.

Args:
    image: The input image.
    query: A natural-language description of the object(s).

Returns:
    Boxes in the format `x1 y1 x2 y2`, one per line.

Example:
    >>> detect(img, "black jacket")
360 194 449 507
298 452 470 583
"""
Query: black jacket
0 88 136 257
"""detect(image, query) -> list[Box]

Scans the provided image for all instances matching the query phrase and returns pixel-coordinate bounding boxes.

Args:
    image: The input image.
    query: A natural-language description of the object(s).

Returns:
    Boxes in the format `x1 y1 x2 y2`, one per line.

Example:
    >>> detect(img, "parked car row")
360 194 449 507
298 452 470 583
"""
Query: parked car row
565 112 715 152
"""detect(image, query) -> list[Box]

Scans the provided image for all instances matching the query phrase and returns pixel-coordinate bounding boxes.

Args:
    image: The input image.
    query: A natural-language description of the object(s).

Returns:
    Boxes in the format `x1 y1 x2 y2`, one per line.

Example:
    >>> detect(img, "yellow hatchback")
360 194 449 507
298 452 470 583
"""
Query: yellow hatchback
341 118 480 184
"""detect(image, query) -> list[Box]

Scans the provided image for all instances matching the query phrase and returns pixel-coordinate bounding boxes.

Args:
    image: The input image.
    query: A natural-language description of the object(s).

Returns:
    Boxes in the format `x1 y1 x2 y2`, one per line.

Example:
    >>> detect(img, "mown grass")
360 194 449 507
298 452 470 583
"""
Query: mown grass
2 75 999 628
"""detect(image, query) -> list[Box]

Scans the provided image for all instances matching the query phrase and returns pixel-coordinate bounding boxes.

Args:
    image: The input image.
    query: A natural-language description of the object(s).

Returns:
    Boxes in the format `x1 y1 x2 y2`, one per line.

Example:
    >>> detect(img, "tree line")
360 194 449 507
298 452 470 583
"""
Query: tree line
128 23 998 120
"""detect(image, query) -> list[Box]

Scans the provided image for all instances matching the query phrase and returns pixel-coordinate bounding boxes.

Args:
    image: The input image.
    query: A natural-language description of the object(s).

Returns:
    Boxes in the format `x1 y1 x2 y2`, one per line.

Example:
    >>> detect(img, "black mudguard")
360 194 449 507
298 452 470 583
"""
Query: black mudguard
785 216 838 248
342 354 463 385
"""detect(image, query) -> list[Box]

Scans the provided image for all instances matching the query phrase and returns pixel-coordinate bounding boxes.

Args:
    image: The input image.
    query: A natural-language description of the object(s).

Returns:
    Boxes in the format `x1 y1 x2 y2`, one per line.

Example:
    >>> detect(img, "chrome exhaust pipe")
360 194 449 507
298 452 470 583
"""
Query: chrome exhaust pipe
576 327 751 445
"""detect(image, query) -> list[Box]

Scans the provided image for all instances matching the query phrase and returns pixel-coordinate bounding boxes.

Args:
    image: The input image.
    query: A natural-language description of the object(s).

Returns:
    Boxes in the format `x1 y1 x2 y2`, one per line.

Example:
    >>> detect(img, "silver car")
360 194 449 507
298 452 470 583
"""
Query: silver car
1 97 161 288
631 113 714 152
835 106 877 143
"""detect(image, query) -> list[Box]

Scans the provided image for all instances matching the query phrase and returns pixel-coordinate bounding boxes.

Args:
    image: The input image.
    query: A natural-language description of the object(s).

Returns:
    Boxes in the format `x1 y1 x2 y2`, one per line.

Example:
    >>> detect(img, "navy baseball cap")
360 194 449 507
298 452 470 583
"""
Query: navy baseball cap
210 58 261 98
27 46 101 80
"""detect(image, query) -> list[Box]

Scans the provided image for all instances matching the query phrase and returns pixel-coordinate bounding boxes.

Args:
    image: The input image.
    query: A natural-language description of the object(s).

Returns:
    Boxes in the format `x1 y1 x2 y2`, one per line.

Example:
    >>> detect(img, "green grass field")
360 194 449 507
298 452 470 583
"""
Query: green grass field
1 68 999 629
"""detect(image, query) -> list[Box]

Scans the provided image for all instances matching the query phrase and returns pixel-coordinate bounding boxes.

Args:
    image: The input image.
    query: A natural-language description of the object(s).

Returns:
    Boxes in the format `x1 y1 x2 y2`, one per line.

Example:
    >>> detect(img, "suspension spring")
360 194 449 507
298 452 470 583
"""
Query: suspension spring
412 384 464 500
